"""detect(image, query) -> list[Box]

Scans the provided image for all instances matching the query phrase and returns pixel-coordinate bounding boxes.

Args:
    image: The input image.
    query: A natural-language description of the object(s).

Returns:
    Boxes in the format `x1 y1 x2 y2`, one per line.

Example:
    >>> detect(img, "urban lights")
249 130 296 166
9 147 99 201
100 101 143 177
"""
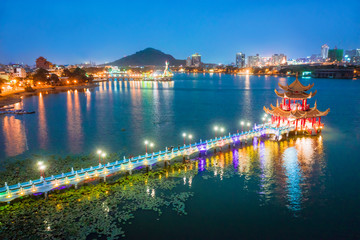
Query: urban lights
150 142 154 153
247 122 251 131
240 121 245 132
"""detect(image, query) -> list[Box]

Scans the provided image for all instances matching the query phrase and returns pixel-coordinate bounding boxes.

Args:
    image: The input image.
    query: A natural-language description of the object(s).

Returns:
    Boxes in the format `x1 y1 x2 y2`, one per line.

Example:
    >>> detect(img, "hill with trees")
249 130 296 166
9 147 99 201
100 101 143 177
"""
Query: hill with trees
107 48 185 67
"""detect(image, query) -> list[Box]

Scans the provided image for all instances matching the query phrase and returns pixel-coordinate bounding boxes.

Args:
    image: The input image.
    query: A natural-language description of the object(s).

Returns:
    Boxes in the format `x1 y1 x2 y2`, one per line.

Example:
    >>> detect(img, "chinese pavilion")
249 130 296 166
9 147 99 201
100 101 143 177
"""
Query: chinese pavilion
263 75 330 135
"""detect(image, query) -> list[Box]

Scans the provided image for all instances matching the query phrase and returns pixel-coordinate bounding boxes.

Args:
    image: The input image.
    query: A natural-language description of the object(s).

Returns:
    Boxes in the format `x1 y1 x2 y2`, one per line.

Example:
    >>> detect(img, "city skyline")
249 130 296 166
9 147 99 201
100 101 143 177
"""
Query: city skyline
1 0 359 65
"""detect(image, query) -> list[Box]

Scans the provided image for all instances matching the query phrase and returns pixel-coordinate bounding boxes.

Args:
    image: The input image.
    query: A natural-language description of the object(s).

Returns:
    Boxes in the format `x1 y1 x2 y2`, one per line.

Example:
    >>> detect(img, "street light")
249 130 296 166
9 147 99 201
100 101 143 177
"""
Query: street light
220 127 225 137
188 134 193 145
101 152 106 164
150 142 154 153
182 133 187 145
37 161 45 177
144 140 149 153
39 165 46 177
241 121 244 132
247 122 251 131
214 126 218 138
97 150 102 164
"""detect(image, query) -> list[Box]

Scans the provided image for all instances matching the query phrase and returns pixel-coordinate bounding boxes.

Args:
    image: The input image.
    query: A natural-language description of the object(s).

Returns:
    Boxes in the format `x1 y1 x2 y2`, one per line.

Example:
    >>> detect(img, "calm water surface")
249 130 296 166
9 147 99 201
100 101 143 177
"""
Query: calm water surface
1 73 360 239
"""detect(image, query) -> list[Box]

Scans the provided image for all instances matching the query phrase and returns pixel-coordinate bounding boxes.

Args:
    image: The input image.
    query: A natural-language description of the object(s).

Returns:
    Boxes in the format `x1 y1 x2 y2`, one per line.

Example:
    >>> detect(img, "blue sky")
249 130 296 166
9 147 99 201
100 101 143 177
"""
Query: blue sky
1 0 359 65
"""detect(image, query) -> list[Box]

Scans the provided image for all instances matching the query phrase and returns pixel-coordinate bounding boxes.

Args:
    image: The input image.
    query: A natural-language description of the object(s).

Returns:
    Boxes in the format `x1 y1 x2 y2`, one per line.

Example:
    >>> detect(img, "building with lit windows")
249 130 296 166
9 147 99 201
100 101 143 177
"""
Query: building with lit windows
236 52 246 68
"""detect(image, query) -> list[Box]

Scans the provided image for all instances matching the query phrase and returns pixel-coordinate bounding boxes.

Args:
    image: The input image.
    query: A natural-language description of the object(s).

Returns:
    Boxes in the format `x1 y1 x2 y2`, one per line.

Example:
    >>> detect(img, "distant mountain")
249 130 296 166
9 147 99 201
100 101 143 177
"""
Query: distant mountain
107 48 185 67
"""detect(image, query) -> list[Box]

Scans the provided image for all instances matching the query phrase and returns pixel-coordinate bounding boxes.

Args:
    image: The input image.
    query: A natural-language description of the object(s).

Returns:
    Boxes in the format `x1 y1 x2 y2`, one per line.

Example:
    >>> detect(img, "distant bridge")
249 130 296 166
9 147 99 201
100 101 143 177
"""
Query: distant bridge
0 124 294 203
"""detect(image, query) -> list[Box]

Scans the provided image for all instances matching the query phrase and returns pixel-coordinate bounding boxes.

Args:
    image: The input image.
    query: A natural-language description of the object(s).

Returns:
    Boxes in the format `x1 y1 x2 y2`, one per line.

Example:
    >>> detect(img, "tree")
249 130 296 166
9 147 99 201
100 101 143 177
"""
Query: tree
62 69 72 78
33 68 49 83
0 77 7 93
49 74 59 84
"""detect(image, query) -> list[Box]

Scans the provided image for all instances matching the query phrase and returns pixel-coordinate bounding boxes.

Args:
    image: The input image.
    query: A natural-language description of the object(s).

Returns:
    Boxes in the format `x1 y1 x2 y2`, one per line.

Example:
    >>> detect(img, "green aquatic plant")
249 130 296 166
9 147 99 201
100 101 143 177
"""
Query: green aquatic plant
0 162 198 240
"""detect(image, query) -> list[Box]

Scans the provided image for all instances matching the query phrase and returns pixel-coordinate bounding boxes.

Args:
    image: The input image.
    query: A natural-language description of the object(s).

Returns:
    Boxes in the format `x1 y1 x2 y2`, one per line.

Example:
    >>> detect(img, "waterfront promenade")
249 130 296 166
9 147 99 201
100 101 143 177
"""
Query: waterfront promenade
0 124 294 203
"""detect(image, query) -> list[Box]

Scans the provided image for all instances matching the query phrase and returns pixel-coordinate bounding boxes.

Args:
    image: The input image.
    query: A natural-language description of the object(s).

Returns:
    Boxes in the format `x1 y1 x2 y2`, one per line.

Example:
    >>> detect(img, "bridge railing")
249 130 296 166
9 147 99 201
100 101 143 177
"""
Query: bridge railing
0 124 294 202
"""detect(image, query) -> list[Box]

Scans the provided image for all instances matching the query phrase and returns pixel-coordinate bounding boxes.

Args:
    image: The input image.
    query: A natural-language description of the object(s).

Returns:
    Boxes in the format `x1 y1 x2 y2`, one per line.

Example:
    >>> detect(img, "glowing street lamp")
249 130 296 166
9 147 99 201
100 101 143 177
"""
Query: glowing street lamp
144 140 149 153
214 126 218 138
241 121 244 132
247 122 251 131
37 161 45 177
150 142 154 153
101 152 106 164
188 134 193 146
182 133 187 145
220 127 225 137
39 165 46 177
97 150 102 164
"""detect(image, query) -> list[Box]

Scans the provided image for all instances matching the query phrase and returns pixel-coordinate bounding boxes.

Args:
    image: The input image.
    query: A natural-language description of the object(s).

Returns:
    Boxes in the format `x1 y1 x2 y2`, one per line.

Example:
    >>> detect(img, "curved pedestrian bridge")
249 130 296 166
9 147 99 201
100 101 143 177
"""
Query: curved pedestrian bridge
0 124 294 202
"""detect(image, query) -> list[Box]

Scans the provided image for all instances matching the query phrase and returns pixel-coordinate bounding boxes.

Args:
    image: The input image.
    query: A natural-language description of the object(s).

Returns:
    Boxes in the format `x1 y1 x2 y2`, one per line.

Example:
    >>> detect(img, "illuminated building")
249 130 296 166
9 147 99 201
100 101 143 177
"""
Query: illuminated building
263 75 330 135
271 54 287 65
345 49 360 64
328 47 344 62
236 52 246 68
186 57 192 67
321 44 329 60
191 53 202 67
247 54 260 67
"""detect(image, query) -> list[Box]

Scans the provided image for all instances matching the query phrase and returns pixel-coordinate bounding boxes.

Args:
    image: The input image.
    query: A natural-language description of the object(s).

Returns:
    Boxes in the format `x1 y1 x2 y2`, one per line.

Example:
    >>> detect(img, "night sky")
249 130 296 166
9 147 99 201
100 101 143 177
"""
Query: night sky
1 0 359 65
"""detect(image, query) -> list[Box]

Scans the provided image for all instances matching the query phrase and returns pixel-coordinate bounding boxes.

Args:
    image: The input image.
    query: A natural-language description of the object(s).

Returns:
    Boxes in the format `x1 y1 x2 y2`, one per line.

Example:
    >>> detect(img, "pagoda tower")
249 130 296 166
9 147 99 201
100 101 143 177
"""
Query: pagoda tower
263 75 330 135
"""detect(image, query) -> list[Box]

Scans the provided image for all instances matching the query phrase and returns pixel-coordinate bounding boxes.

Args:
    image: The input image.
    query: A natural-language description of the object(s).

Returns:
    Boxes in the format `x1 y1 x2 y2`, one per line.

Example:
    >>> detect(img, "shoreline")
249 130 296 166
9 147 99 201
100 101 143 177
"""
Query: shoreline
0 83 98 107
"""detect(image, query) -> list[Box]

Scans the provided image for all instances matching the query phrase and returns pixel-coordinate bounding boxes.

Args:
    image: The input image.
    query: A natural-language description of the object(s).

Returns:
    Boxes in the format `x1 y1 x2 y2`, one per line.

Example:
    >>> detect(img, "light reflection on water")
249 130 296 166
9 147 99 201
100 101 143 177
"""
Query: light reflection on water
197 136 324 214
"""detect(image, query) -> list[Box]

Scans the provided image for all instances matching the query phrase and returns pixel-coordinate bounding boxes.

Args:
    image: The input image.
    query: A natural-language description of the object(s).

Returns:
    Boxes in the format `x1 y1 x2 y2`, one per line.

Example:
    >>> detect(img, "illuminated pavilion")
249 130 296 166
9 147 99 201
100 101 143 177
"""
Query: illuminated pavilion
263 75 330 135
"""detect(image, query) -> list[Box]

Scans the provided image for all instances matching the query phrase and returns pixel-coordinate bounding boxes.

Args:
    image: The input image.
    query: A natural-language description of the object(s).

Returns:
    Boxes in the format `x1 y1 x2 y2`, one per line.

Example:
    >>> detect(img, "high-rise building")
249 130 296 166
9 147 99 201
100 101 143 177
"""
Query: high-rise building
236 52 246 68
344 49 356 62
321 44 329 59
191 53 201 67
186 57 192 67
247 54 260 67
271 54 287 65
328 47 344 62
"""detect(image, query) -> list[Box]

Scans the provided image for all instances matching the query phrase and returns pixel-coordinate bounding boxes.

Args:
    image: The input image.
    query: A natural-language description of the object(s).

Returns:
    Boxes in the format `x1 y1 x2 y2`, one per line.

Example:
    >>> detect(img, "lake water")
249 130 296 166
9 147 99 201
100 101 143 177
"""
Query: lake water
1 73 360 239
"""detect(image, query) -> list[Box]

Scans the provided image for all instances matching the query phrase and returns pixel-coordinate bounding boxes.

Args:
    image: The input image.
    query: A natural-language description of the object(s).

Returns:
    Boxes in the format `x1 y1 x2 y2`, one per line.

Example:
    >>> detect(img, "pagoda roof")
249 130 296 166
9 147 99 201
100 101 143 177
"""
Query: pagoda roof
278 76 314 92
263 101 330 119
275 89 317 99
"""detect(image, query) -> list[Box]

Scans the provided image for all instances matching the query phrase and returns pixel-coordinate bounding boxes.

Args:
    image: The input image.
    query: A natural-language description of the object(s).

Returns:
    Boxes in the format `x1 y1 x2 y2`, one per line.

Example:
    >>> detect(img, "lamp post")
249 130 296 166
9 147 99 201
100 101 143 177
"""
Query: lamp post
39 165 46 178
150 142 154 153
37 161 45 177
144 140 149 154
220 127 225 137
214 126 218 138
241 121 244 132
182 133 187 145
247 122 251 131
101 153 106 164
188 134 193 146
97 150 102 164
